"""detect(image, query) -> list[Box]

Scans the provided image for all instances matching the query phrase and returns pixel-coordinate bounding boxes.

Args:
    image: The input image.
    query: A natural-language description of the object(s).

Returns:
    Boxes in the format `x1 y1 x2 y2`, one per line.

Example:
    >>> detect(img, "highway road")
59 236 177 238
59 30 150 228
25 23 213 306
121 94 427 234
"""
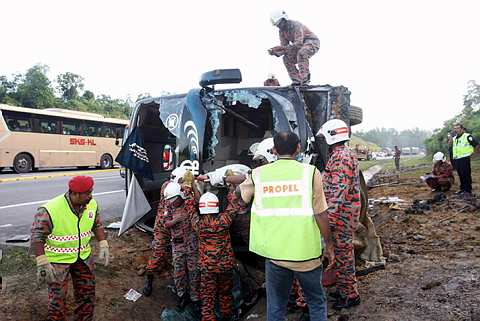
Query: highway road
0 168 126 245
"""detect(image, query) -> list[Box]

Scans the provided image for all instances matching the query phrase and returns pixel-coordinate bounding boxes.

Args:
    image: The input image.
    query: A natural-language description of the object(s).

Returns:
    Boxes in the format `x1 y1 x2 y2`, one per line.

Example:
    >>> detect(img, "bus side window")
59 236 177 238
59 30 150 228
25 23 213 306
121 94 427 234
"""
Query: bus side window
3 111 33 132
8 119 31 132
62 121 81 136
39 120 59 134
7 119 20 131
102 126 115 138
84 121 102 137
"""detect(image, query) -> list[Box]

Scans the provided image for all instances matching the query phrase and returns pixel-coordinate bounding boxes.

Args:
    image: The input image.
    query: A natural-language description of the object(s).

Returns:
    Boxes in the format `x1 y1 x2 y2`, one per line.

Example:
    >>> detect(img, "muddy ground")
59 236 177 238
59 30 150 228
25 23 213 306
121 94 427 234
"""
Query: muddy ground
1 159 479 321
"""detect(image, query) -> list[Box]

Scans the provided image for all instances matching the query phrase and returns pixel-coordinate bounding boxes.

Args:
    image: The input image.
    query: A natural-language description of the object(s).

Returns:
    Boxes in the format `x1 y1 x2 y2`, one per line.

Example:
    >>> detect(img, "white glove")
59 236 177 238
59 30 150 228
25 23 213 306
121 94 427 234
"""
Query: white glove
207 164 251 186
36 255 56 285
208 169 226 186
98 240 110 266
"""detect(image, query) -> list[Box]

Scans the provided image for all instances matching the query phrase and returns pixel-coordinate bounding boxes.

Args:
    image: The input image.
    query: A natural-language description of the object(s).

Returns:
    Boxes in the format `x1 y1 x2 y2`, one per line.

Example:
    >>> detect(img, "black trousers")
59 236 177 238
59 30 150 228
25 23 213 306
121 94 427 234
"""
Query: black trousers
455 156 472 193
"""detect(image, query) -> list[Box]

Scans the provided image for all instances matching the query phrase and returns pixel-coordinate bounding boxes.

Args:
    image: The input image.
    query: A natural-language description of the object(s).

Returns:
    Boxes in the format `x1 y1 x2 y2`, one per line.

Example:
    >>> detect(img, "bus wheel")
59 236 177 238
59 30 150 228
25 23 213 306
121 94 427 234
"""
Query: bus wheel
0 167 4 172
13 153 33 173
100 154 113 169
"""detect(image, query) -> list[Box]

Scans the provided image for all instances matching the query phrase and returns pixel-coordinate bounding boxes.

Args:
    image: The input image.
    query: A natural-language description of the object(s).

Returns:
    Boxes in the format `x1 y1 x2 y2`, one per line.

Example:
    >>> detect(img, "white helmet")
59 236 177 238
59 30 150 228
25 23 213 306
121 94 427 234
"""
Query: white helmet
433 152 445 162
163 182 184 200
270 9 288 26
253 138 277 163
171 166 187 183
316 119 350 145
199 192 219 214
249 142 260 156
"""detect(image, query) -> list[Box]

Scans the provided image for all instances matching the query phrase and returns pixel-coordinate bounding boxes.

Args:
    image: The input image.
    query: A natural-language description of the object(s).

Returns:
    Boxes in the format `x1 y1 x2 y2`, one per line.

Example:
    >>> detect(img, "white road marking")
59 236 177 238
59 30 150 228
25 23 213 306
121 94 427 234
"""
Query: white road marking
0 190 125 210
0 224 13 228
89 176 119 181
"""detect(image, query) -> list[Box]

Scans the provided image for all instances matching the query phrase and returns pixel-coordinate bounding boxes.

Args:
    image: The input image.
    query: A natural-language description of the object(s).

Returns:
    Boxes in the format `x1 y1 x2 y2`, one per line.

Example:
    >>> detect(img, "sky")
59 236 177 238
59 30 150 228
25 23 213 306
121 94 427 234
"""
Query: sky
1 0 479 131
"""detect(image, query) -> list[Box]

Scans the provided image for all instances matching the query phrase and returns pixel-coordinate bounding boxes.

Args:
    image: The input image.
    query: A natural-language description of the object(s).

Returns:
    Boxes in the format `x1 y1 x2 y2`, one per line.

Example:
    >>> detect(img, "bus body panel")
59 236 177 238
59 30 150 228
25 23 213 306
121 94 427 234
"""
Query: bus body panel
0 105 128 171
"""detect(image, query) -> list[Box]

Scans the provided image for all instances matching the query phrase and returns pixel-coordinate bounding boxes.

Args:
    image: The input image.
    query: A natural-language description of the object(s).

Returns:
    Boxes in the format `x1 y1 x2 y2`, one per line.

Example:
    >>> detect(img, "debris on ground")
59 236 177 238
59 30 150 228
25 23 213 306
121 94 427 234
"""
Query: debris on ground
124 288 142 302
367 172 400 188
405 199 432 214
356 261 386 276
412 234 426 241
421 281 441 291
367 164 430 188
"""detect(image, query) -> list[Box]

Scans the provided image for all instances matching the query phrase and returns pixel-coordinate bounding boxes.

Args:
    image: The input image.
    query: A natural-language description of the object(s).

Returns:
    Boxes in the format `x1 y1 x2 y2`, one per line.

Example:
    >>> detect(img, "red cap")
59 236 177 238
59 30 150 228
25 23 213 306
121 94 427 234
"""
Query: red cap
68 176 94 193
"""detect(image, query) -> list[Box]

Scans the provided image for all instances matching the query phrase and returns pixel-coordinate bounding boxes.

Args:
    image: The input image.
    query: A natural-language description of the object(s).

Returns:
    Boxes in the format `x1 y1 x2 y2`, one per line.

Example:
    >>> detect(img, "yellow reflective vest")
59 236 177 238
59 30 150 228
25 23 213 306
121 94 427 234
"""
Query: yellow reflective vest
249 159 322 261
453 133 474 159
43 194 97 264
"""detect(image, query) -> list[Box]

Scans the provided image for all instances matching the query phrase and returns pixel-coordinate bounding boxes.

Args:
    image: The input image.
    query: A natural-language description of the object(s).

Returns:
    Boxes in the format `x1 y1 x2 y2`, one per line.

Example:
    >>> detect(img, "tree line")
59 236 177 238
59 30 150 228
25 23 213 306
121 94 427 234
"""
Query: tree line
353 127 432 150
425 80 480 155
0 64 132 119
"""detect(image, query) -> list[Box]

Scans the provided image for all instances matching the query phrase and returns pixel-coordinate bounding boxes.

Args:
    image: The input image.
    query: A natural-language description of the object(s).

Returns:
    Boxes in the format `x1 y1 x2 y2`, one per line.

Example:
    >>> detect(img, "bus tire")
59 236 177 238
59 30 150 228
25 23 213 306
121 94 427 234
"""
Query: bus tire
100 154 113 169
13 153 33 174
350 105 363 126
0 167 3 172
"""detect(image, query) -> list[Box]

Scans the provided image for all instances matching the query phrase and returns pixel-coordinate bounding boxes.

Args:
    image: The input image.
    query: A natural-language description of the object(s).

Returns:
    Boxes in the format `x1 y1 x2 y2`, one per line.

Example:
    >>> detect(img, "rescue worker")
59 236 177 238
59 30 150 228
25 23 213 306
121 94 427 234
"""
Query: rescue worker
144 167 198 296
250 137 308 311
317 119 361 310
268 10 320 86
30 175 109 321
424 152 455 192
190 191 244 321
238 131 334 321
451 123 478 196
264 73 281 86
394 145 401 171
163 182 200 308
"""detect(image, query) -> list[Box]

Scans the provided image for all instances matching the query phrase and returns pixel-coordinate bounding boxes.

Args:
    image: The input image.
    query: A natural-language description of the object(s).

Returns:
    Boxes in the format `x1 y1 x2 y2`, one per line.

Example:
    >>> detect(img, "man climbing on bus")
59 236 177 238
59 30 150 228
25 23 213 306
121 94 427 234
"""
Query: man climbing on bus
268 10 320 86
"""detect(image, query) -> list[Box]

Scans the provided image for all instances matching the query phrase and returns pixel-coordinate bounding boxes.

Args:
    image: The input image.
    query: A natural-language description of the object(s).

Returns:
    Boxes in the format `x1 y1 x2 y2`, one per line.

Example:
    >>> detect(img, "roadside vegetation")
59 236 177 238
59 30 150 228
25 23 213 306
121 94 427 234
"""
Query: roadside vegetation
353 127 431 150
350 135 381 152
358 155 431 171
0 64 132 119
425 80 480 154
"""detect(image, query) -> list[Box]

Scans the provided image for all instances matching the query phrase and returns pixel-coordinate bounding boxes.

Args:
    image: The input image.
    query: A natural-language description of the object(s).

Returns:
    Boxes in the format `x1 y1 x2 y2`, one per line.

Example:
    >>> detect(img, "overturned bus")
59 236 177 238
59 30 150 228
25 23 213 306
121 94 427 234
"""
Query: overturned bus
121 69 382 267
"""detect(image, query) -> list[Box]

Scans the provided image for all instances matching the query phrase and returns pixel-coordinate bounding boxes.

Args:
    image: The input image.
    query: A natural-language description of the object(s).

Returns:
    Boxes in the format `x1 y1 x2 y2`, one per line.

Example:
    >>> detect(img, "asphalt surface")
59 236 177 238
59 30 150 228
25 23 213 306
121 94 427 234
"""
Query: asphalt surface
0 168 126 245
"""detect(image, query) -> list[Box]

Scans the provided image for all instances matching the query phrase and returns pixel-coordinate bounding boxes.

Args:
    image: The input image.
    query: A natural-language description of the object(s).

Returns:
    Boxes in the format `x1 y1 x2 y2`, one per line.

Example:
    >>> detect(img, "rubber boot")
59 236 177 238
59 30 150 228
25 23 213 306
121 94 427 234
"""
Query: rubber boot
192 300 202 317
178 293 191 309
143 274 154 297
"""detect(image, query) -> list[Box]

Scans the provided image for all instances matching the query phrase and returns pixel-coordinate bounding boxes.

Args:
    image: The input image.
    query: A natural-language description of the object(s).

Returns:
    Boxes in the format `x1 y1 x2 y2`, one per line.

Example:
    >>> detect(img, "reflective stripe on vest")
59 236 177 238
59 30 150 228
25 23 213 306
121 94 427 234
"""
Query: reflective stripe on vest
43 194 97 264
453 133 474 159
249 159 321 261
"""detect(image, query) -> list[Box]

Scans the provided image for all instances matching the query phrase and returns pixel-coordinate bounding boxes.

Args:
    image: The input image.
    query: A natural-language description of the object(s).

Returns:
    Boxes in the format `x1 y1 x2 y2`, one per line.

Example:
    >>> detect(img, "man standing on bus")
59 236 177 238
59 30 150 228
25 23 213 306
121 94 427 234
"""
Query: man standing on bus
30 176 109 321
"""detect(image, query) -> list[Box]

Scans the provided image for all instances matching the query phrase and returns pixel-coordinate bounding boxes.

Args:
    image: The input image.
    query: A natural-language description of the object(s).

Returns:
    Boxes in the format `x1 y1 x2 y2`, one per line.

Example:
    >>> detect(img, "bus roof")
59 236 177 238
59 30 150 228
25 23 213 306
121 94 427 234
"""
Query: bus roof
0 104 129 125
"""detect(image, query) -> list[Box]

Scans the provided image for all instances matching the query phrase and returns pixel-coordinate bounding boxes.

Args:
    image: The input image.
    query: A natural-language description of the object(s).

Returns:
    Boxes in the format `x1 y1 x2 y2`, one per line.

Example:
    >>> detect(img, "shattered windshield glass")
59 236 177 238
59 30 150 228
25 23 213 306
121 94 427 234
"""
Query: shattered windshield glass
203 89 282 160
223 90 268 109
201 91 224 160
